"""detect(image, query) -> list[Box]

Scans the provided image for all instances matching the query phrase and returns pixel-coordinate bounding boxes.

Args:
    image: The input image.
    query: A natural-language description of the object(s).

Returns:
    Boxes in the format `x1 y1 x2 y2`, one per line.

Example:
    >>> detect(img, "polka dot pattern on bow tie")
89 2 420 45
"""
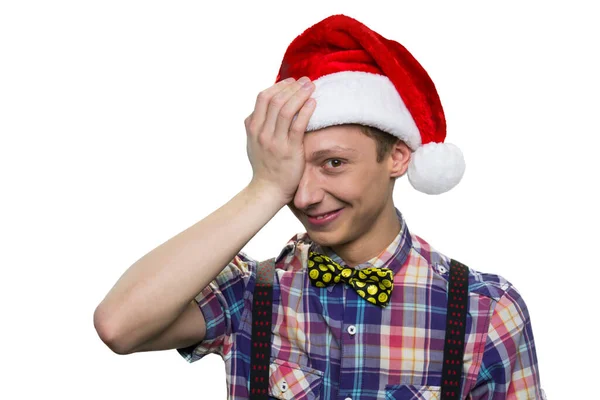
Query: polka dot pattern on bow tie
307 251 394 307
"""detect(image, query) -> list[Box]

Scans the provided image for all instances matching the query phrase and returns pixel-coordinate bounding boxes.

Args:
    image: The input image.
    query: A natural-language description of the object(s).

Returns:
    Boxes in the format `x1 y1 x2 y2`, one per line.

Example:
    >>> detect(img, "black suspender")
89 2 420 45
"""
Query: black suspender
249 258 275 400
441 259 470 399
249 258 470 399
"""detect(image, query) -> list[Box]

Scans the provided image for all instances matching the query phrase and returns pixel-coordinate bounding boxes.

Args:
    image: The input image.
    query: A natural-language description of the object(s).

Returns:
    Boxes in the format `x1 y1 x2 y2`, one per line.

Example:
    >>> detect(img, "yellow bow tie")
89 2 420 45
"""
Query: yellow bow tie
307 251 394 307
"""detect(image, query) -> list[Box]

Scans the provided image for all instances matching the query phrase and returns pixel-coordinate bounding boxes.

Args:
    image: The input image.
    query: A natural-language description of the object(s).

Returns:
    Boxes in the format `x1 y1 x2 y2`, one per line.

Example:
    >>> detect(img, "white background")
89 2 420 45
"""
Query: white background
1 1 598 399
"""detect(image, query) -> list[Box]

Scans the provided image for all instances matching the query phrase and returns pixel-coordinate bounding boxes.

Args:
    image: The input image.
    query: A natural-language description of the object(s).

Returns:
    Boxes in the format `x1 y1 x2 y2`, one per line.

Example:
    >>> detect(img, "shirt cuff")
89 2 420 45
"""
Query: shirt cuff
176 284 227 363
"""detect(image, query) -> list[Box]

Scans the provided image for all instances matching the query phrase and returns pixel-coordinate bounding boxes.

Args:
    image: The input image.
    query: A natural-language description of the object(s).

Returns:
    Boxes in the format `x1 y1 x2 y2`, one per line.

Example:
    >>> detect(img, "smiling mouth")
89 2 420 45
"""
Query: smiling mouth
306 208 343 219
313 211 338 219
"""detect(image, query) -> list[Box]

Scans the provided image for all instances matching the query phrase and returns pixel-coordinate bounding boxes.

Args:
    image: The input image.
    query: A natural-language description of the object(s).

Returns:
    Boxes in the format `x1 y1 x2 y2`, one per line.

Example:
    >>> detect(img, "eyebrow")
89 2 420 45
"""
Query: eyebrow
309 146 358 160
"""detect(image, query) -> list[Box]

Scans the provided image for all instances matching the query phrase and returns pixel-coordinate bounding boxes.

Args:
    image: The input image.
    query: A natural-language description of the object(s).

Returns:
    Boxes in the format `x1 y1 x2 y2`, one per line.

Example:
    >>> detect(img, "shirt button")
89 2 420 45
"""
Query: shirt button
344 397 353 400
280 381 288 392
438 265 447 274
347 325 356 335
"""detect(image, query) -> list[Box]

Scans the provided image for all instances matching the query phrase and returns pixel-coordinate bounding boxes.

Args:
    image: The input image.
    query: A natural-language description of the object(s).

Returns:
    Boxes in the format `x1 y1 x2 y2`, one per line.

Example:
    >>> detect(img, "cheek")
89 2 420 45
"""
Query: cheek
334 166 387 200
361 162 387 183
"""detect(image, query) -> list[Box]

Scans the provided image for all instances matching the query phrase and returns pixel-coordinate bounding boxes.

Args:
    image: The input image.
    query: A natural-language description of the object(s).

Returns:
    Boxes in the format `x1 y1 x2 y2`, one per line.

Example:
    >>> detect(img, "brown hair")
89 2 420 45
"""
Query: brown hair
358 125 401 163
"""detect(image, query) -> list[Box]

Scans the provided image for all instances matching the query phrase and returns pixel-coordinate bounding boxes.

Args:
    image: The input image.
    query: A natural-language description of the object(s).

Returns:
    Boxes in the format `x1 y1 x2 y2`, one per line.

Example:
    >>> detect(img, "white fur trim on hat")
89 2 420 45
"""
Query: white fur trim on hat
407 142 466 195
306 71 422 150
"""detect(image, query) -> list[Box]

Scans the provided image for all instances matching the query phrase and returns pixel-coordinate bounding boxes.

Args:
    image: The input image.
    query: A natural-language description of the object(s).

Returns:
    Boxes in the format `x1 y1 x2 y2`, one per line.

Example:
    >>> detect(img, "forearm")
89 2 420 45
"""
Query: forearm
94 182 285 353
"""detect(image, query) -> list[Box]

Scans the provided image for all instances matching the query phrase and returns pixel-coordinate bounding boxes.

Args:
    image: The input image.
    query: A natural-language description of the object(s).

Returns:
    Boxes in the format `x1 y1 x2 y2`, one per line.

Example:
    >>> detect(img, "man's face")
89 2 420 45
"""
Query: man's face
287 124 395 248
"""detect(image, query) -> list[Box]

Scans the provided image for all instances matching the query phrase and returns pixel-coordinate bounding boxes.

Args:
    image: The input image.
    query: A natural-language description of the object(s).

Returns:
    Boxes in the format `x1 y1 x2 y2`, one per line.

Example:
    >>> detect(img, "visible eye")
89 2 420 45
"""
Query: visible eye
324 158 345 169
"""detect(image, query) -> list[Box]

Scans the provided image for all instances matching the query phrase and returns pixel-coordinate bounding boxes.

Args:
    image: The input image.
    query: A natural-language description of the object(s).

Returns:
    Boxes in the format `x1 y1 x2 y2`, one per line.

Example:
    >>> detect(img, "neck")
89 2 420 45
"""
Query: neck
330 204 401 268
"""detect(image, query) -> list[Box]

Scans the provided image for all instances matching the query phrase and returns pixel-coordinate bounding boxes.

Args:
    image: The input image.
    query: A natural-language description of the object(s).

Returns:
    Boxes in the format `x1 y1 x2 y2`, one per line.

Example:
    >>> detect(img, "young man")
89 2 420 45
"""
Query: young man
94 14 544 399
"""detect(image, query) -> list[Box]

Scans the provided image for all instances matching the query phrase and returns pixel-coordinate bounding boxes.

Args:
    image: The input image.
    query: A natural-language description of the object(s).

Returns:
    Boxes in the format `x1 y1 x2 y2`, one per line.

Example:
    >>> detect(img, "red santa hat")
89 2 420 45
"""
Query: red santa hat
275 14 466 195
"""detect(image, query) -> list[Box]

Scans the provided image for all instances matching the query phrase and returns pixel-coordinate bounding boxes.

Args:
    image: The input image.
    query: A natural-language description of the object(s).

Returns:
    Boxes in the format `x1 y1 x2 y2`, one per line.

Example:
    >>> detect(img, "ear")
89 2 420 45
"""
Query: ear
388 140 412 178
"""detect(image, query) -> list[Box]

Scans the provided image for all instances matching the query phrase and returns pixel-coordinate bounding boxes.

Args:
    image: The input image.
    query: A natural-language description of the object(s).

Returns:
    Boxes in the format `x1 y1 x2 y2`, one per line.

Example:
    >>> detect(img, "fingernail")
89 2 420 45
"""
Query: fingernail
302 81 314 90
283 77 295 83
298 76 310 84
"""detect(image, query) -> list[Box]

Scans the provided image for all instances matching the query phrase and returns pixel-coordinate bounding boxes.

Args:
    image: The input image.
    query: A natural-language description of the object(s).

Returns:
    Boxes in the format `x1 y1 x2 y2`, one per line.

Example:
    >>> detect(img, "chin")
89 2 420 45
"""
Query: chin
306 227 348 248
290 204 354 246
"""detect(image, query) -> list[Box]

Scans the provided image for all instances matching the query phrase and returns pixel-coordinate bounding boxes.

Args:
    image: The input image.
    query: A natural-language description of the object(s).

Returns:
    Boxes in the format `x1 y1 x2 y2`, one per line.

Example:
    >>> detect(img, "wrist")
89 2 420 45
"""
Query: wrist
246 180 290 210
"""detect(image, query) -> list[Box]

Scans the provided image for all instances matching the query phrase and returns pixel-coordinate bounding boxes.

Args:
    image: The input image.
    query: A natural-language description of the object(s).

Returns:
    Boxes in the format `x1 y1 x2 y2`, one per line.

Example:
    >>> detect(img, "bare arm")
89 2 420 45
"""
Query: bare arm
93 183 286 354
94 76 316 355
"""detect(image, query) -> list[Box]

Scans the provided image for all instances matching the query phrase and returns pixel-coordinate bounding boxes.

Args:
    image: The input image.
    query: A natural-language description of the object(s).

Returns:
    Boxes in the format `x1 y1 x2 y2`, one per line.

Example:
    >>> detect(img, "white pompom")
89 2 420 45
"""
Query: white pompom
407 142 466 195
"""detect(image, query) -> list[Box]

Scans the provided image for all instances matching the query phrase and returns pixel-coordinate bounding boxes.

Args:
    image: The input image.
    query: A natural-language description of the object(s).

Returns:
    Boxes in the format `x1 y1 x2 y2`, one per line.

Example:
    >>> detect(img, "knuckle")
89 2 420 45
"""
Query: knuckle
265 143 276 153
245 115 260 133
288 128 300 138
262 141 276 154
256 133 267 146
289 123 303 135
248 121 261 134
270 94 287 108
279 107 295 120
256 90 269 103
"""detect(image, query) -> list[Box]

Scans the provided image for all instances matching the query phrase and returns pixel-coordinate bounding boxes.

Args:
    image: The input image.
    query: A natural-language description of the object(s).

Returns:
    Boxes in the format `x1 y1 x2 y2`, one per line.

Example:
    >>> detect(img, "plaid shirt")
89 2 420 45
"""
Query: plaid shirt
177 209 545 399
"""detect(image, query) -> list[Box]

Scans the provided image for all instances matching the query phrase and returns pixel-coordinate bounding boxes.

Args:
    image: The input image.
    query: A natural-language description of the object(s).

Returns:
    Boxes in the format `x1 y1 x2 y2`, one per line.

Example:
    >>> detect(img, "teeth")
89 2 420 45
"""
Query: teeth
315 211 332 219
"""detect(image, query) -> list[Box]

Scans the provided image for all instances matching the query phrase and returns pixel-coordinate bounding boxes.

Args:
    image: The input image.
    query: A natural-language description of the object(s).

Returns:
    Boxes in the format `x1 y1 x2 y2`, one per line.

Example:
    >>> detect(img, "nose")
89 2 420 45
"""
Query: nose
293 165 325 211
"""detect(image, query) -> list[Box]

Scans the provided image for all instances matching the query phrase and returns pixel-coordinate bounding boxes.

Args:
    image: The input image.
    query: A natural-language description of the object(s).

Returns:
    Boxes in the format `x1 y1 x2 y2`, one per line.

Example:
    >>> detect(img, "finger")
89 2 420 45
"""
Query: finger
289 97 316 147
250 78 295 134
262 79 307 139
273 79 315 140
244 112 253 129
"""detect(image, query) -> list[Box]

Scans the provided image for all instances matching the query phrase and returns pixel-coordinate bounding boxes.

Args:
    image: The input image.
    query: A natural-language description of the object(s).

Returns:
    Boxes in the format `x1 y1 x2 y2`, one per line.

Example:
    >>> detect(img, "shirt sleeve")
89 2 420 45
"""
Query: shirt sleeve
470 283 546 399
176 252 257 363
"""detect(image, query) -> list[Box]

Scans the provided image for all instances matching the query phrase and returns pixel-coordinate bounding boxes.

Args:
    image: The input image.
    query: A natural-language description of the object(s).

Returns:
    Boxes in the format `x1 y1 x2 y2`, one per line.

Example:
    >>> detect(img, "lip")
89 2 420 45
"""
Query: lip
306 208 343 227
